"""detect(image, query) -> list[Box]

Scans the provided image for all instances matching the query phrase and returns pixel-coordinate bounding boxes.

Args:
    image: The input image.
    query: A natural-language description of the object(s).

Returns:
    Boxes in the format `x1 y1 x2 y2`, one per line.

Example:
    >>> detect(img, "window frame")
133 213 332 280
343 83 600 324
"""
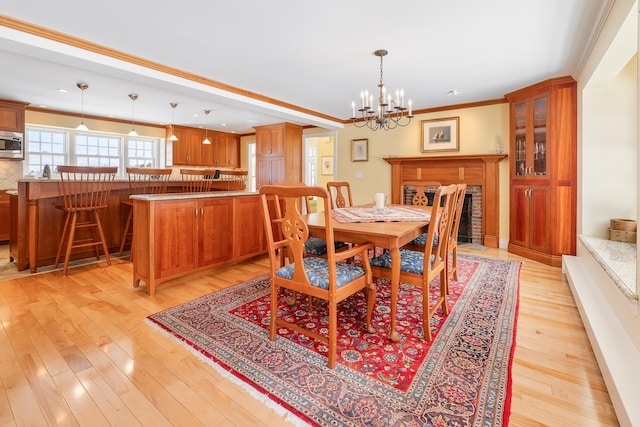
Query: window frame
24 124 164 178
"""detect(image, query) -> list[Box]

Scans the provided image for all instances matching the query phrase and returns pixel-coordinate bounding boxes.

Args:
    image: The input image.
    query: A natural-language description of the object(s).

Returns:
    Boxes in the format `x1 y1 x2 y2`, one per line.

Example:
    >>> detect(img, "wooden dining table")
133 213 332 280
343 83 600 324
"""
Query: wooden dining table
305 205 431 342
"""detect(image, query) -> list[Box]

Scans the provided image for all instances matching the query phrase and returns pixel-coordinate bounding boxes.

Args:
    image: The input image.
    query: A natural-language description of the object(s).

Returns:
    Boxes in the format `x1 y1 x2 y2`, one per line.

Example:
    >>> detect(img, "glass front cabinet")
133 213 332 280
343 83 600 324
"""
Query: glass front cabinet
506 77 577 267
513 93 548 178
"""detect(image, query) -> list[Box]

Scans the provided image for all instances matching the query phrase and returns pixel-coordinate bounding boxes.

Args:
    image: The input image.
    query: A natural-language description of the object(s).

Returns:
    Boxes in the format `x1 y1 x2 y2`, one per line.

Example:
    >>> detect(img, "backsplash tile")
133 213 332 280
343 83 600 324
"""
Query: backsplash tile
0 161 23 190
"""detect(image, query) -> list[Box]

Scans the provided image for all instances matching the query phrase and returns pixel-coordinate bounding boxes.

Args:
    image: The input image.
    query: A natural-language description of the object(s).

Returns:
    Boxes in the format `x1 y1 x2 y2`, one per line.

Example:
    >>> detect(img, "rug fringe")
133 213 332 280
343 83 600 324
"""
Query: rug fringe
144 318 311 427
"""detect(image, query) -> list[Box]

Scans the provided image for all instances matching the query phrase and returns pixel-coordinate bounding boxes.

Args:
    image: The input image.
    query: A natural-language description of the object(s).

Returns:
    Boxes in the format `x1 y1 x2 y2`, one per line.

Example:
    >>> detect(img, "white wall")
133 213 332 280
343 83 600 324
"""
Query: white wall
306 103 511 244
582 56 638 237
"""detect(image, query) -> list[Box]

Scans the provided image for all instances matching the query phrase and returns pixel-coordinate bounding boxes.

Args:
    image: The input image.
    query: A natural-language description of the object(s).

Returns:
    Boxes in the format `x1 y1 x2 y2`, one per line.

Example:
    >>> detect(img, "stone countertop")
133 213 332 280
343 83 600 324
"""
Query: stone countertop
130 191 257 201
579 235 637 300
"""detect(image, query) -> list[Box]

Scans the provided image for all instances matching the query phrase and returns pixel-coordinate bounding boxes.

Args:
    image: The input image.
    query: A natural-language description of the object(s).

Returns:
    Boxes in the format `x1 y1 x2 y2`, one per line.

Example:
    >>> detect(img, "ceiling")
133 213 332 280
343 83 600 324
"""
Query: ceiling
0 1 607 134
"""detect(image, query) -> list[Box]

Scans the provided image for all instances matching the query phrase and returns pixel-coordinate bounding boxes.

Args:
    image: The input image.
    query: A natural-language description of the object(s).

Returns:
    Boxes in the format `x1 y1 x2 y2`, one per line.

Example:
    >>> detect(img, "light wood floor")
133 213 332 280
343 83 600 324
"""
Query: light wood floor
0 247 619 426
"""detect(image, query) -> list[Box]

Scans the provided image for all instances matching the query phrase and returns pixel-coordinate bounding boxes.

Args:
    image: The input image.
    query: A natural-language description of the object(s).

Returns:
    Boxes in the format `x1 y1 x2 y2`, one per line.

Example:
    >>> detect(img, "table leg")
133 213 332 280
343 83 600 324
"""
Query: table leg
389 245 401 343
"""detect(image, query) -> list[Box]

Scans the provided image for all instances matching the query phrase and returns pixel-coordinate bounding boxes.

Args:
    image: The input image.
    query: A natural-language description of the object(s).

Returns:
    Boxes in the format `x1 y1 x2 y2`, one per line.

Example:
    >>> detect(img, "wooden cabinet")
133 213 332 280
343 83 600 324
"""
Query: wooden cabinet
205 132 240 167
151 198 233 280
133 194 265 295
0 191 10 242
170 126 240 167
170 125 207 166
509 185 550 254
0 100 27 133
506 77 576 267
234 195 265 257
255 123 302 188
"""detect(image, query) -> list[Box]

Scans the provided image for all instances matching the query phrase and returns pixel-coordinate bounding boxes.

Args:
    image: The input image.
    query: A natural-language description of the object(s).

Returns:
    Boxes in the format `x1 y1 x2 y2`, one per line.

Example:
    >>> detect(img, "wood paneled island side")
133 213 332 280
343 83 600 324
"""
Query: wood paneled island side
131 192 265 296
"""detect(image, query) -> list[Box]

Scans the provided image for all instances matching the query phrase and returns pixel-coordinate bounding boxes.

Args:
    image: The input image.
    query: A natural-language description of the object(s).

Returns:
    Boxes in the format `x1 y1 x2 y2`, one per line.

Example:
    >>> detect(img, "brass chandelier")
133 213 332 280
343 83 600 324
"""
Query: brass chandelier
350 49 413 131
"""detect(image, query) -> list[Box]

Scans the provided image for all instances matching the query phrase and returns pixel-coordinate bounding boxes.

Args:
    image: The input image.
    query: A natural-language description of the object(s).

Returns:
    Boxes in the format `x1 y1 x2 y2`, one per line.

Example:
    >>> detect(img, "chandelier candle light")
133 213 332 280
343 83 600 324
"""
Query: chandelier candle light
350 49 413 131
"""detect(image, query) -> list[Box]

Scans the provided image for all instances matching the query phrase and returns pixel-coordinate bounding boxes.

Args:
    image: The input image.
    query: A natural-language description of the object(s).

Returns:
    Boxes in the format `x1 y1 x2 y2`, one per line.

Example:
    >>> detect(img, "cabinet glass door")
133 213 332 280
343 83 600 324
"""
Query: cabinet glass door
514 101 527 176
532 96 547 176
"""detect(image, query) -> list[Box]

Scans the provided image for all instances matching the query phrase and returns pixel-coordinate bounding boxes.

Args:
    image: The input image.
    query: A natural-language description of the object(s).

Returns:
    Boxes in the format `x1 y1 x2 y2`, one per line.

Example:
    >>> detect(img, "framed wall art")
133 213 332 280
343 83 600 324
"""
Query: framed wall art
351 138 369 162
321 156 334 175
421 117 460 153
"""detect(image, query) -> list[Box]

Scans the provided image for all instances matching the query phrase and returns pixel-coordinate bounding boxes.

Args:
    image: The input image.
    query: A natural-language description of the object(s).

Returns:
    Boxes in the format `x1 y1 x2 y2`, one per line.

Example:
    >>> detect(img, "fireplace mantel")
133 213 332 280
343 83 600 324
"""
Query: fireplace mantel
384 154 507 248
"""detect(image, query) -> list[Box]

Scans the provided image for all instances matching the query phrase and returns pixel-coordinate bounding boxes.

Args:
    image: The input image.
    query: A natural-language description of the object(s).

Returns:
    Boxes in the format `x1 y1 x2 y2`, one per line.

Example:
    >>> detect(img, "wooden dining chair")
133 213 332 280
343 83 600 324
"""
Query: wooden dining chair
370 184 457 341
119 167 173 256
326 181 353 208
54 165 118 275
269 182 346 259
407 180 441 207
259 184 376 368
445 183 468 285
180 168 219 192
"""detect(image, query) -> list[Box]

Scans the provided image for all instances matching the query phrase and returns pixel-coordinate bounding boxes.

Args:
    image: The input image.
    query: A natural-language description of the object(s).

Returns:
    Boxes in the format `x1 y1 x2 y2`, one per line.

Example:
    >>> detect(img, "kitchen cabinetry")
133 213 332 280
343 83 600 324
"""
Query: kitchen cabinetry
506 77 576 267
203 132 240 167
132 193 265 295
0 191 10 242
255 123 302 188
0 100 27 133
169 126 240 167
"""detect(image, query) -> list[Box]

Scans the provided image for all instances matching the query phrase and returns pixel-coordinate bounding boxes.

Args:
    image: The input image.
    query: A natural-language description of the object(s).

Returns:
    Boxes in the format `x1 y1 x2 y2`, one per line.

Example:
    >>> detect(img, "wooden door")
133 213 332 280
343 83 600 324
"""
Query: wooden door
198 198 233 267
187 128 205 165
154 200 198 278
224 134 240 168
201 131 215 165
510 185 530 248
234 196 264 258
171 127 190 165
528 186 551 253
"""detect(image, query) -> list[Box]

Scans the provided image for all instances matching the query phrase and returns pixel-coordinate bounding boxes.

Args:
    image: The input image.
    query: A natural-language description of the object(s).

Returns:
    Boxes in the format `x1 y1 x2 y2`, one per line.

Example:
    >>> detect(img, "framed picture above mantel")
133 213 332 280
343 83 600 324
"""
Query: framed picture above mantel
421 117 459 153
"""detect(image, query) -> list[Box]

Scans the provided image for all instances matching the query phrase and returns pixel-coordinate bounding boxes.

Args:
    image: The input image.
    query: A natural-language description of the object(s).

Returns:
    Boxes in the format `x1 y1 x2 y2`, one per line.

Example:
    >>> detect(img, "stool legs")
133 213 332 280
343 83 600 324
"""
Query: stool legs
55 208 112 275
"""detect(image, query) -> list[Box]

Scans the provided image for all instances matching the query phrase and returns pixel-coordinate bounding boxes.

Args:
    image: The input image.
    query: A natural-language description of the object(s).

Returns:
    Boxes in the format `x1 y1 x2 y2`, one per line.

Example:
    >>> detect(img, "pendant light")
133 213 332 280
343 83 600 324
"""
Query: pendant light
128 93 139 137
168 102 178 141
76 83 89 131
202 109 211 144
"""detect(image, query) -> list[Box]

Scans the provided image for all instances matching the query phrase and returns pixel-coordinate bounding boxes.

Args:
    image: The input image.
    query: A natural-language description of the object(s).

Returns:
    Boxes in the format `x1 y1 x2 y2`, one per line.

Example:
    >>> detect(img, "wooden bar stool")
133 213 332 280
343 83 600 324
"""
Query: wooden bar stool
218 169 248 191
119 167 173 256
180 168 219 192
54 165 118 275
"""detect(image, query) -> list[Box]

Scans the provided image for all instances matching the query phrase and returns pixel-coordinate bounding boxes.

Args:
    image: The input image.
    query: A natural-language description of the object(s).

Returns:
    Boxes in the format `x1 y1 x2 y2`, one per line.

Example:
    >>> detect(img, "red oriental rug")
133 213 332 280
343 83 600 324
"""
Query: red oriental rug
147 253 520 426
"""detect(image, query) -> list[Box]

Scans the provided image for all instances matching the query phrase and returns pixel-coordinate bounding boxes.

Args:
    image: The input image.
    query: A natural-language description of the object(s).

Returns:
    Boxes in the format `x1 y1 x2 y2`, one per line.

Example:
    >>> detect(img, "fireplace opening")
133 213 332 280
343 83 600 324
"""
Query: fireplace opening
403 186 479 244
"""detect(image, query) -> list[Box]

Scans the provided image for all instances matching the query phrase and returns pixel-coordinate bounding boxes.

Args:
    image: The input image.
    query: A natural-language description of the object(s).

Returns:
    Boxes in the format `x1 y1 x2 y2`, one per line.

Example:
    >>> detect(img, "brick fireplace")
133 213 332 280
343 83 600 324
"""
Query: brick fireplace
384 154 507 248
403 185 482 243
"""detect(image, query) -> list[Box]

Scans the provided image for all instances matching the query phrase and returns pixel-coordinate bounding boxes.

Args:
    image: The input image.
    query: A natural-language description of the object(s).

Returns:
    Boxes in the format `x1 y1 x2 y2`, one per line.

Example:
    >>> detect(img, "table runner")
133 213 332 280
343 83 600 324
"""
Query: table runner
332 205 431 223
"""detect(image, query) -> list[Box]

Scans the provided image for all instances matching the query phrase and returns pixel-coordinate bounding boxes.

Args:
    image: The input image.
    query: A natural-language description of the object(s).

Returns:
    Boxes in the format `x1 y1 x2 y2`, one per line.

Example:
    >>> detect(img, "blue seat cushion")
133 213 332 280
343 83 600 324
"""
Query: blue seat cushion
370 248 437 275
408 233 438 247
304 237 347 256
276 256 366 289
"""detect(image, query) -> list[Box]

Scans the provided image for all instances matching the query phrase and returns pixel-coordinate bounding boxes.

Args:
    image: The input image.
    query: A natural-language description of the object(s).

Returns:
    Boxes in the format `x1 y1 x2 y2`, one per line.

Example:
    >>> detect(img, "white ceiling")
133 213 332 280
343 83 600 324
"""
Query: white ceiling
0 1 606 134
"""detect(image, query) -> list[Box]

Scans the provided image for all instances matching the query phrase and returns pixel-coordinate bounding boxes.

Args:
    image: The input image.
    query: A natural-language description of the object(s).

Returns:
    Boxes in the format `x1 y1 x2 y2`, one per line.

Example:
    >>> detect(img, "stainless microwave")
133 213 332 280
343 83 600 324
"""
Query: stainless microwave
0 130 24 160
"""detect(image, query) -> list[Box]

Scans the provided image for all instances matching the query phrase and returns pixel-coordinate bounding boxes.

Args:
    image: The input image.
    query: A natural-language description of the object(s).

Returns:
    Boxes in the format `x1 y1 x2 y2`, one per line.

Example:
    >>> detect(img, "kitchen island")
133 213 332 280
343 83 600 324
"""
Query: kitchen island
11 178 256 275
131 191 265 295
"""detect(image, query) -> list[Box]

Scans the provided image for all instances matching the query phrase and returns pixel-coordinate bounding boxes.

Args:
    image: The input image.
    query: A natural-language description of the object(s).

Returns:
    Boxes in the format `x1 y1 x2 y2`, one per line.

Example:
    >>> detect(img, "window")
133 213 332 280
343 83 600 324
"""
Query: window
127 137 156 167
26 128 67 177
76 133 121 167
25 125 162 177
